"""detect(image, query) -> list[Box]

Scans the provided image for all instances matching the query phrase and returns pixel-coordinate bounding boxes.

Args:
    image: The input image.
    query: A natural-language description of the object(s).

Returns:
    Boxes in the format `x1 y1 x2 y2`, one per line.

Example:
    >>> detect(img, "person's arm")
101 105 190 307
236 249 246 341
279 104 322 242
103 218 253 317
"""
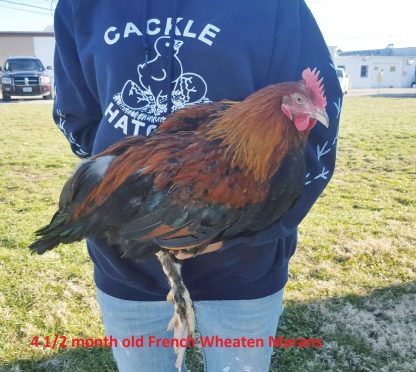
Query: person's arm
217 0 343 251
53 0 102 158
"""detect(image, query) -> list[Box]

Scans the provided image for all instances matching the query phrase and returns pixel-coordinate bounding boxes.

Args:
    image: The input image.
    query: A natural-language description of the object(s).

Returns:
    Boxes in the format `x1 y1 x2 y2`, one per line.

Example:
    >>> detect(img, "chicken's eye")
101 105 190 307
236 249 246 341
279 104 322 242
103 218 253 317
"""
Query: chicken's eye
294 94 305 104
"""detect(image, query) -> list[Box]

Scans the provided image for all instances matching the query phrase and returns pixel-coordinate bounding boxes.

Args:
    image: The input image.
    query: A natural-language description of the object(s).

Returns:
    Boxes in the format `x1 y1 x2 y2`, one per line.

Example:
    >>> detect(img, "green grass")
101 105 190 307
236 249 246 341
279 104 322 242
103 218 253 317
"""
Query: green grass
0 97 415 371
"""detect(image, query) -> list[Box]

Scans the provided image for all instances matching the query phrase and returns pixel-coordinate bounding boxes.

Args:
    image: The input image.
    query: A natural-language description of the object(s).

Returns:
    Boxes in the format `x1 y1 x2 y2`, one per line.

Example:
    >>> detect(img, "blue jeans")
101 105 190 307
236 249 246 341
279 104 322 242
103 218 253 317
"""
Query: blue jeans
96 287 284 372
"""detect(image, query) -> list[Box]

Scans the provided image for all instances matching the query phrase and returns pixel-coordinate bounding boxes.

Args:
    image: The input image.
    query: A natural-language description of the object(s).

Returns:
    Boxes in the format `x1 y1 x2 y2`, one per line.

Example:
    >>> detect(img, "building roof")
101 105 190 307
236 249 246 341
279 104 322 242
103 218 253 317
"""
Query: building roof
0 31 54 37
5 56 39 60
339 47 416 57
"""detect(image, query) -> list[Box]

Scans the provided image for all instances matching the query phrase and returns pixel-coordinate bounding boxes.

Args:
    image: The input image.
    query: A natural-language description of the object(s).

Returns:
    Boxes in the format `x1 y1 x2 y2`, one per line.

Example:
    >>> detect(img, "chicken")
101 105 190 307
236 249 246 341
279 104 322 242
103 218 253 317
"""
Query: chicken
30 67 329 371
138 36 184 111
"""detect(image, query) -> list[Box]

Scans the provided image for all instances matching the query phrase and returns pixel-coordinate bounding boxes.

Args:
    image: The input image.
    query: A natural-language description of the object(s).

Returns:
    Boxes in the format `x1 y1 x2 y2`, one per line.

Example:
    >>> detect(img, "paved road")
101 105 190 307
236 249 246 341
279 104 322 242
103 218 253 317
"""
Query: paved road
348 88 416 98
0 88 415 105
0 95 53 105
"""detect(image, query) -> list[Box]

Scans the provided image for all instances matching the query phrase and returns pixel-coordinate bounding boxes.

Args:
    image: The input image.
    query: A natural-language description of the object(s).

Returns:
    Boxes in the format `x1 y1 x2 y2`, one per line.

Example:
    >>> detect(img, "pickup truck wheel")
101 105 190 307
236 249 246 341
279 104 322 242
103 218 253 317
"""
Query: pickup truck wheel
2 94 11 102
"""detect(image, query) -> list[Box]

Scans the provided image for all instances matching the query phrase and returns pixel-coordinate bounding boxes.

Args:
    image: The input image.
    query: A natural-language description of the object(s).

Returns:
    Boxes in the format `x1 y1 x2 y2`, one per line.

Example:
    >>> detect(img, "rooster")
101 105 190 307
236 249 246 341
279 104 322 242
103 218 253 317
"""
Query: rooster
30 68 329 370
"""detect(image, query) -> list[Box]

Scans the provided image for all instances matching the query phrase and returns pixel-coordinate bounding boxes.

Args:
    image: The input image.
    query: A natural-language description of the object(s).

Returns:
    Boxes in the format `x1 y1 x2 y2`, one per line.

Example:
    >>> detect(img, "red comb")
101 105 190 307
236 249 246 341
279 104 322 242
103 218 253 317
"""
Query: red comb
302 68 327 109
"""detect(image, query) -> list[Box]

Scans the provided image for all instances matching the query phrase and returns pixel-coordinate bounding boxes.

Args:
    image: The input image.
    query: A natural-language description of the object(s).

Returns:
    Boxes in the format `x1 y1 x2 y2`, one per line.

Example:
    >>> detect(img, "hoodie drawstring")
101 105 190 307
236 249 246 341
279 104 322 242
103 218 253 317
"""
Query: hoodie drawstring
166 0 178 114
141 0 178 115
141 0 150 67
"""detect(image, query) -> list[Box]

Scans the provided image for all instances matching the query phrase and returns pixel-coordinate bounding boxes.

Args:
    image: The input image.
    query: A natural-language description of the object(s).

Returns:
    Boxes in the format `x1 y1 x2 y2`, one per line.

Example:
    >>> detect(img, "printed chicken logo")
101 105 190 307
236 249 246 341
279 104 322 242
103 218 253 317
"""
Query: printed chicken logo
112 36 210 131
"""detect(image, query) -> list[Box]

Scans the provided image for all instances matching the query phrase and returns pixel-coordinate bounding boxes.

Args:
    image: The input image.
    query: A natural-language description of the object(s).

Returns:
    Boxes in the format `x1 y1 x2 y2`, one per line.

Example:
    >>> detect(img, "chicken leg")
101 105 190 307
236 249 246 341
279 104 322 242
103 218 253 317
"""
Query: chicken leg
155 251 195 371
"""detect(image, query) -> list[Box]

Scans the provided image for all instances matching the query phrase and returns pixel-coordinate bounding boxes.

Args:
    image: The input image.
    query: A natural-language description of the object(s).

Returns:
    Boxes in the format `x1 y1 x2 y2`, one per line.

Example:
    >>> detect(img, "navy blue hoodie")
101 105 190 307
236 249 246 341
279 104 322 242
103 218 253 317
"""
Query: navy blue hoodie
53 0 342 301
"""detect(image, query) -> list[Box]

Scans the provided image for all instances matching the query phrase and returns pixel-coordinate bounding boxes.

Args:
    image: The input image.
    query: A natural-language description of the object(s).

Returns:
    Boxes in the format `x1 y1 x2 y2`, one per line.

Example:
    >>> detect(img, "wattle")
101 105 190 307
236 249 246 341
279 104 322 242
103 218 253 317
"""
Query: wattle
294 115 317 131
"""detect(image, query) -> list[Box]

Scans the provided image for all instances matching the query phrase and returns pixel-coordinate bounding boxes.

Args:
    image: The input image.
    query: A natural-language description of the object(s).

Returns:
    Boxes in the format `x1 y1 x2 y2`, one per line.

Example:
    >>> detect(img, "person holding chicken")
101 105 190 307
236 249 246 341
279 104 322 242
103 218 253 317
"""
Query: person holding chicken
49 0 343 371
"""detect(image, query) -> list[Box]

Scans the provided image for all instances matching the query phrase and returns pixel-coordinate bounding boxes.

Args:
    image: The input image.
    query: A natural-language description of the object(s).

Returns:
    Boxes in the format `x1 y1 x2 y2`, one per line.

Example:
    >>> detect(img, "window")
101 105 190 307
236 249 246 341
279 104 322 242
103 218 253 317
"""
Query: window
390 66 396 72
4 59 44 72
360 65 368 78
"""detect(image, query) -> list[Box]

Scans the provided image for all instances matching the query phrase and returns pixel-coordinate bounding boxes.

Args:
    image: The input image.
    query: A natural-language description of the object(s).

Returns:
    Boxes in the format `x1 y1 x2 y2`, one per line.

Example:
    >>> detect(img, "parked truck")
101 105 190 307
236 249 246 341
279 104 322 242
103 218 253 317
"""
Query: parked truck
1 56 53 101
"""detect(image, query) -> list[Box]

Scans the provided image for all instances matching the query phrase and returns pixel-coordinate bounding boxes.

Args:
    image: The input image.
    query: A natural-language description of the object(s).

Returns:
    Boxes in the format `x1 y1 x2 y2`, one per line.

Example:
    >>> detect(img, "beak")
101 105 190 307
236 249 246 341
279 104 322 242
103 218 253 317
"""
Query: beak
174 40 184 50
311 109 330 128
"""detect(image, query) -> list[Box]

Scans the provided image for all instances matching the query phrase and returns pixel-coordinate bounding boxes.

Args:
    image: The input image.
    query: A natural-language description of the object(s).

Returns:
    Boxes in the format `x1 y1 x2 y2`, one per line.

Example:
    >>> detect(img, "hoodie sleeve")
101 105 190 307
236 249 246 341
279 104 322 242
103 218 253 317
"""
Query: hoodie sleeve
53 0 102 158
219 0 343 251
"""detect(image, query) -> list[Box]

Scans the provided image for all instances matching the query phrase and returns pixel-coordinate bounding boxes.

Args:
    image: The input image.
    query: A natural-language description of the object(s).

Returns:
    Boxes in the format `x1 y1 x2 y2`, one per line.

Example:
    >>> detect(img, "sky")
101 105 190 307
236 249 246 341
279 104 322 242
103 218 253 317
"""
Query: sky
0 0 415 52
306 0 416 51
0 0 55 31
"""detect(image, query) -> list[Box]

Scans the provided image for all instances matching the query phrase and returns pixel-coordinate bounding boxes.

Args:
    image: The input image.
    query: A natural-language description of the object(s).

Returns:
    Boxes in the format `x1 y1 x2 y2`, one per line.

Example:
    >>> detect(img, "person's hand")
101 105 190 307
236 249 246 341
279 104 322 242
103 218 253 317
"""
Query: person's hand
170 241 223 260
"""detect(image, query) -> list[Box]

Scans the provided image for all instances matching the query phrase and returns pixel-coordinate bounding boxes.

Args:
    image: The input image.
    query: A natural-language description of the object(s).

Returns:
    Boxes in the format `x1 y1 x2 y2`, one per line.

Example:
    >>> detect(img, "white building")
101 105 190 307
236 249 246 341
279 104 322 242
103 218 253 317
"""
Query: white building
331 46 416 89
0 31 55 69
